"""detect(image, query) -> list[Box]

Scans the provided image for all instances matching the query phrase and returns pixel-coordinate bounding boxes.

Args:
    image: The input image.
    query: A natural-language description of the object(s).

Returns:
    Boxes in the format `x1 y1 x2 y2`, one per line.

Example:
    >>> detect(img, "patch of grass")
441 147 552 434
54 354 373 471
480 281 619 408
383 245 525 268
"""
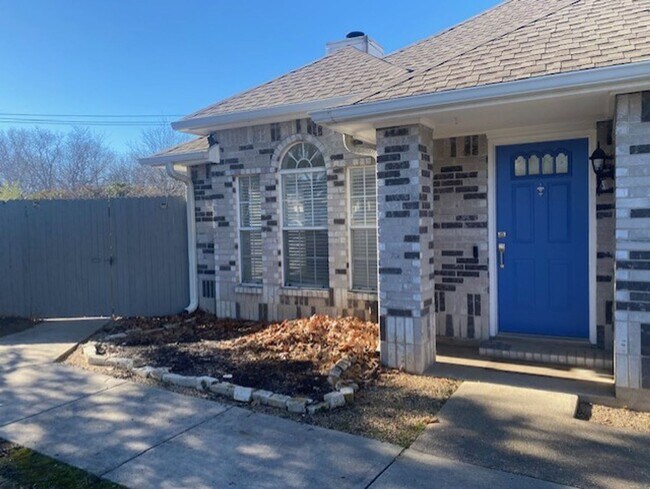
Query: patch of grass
0 439 123 489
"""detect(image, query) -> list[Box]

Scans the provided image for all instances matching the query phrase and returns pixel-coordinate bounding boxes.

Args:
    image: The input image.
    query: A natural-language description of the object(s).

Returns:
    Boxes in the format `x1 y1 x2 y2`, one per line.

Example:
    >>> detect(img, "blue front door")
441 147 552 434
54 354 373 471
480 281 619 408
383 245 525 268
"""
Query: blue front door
496 139 589 338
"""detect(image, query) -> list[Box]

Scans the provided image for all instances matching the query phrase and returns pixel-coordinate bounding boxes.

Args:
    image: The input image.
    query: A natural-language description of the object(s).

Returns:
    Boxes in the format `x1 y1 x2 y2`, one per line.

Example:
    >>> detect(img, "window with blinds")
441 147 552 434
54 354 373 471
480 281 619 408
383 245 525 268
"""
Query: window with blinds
349 166 378 291
238 175 263 285
281 142 329 288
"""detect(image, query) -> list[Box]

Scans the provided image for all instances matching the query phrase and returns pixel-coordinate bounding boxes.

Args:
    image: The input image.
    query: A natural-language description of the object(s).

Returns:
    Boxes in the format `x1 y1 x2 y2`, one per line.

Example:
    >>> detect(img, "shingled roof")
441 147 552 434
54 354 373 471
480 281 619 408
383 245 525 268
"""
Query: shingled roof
152 136 209 156
139 136 209 164
181 47 409 121
175 0 650 136
384 0 577 71
356 0 650 104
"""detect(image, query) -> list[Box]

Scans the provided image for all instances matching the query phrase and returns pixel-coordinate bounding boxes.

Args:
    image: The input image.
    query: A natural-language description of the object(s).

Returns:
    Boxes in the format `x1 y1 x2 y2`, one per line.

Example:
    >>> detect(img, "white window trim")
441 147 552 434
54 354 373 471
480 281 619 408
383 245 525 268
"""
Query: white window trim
279 143 329 289
348 164 378 293
237 174 263 287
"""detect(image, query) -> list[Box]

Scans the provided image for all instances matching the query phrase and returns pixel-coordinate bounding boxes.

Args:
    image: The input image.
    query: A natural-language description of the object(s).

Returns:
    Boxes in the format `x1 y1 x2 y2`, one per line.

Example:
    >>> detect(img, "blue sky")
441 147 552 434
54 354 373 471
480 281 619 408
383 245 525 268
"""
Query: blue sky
0 0 500 152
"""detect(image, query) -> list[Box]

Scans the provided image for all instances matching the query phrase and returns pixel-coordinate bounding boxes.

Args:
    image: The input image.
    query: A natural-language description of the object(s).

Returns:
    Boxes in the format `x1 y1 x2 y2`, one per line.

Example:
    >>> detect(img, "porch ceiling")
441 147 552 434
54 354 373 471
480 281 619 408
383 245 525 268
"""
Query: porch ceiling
325 88 614 143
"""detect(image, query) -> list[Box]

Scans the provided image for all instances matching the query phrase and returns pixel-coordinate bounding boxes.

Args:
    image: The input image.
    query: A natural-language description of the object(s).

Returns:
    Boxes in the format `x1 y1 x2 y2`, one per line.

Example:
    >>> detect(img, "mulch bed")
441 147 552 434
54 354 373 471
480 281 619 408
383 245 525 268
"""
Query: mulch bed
94 312 380 397
68 312 461 447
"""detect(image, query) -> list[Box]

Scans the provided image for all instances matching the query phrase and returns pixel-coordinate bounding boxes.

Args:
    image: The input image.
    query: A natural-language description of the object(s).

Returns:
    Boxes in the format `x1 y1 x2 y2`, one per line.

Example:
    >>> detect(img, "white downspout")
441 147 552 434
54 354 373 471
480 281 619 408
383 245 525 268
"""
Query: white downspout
342 133 377 157
166 163 198 314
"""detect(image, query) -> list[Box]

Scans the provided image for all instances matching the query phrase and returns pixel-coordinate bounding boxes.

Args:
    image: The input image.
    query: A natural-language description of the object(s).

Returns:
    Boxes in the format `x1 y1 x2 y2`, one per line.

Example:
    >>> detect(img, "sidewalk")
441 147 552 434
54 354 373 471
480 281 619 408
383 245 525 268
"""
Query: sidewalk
0 318 109 371
410 382 650 489
0 320 573 488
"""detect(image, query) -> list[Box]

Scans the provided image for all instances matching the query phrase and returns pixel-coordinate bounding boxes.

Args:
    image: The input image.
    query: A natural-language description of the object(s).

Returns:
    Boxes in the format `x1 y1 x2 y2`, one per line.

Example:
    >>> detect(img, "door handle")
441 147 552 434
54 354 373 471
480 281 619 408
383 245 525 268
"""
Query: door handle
498 243 506 269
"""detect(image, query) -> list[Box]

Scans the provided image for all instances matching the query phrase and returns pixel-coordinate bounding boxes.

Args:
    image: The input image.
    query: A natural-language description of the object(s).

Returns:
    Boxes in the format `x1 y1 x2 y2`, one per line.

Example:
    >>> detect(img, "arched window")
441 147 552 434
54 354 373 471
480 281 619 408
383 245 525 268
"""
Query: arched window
281 142 329 288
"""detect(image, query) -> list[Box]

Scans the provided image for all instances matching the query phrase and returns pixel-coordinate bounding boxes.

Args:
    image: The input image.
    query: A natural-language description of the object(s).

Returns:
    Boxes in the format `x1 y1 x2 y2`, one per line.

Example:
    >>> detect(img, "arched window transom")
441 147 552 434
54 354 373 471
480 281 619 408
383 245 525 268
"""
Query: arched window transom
281 142 325 170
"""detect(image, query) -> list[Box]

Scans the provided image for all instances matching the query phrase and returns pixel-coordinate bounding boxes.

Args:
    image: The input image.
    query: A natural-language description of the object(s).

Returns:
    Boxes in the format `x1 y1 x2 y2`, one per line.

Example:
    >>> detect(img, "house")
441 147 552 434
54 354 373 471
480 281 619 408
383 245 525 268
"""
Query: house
141 0 650 409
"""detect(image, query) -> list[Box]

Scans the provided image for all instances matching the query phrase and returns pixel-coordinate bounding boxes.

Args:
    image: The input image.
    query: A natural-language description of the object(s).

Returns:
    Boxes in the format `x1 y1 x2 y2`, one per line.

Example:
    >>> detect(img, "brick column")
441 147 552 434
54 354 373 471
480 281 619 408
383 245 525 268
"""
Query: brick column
376 124 436 373
614 91 650 409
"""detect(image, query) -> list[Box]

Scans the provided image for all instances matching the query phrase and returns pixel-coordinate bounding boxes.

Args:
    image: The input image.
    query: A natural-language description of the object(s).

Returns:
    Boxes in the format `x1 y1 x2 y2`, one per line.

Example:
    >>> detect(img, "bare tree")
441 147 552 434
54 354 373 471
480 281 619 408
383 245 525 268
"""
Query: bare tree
118 124 189 196
59 127 115 191
0 123 189 199
0 128 61 193
27 128 64 192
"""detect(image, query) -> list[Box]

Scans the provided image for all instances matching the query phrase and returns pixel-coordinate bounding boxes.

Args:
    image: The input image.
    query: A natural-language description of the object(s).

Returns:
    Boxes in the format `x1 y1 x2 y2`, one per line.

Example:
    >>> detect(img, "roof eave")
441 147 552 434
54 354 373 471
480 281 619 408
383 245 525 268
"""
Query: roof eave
171 95 353 135
311 60 650 125
139 151 209 167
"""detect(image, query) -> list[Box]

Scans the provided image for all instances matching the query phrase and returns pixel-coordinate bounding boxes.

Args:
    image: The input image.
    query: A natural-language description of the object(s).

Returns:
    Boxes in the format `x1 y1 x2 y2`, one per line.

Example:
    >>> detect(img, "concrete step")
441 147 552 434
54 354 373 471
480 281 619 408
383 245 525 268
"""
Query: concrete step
479 337 613 371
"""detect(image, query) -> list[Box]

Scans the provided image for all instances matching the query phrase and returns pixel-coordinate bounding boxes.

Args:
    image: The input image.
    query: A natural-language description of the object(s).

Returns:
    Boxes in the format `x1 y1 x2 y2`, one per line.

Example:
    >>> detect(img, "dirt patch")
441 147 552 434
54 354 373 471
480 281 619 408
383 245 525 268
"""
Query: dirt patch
576 402 650 433
0 317 37 339
78 312 380 397
67 312 460 446
232 369 459 447
0 438 122 489
302 370 460 446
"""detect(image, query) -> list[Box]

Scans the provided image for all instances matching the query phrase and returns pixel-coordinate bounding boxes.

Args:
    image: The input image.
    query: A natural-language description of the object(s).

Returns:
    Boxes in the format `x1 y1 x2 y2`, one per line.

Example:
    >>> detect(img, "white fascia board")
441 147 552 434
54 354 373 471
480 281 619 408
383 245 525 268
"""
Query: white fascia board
172 95 353 134
138 151 208 167
311 61 650 124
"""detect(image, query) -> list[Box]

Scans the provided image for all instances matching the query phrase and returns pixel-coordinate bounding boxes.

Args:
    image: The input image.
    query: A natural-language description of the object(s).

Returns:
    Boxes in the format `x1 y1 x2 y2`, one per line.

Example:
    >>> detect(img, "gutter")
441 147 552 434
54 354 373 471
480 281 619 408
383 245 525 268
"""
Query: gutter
139 151 208 167
165 163 198 314
172 96 352 134
311 60 650 124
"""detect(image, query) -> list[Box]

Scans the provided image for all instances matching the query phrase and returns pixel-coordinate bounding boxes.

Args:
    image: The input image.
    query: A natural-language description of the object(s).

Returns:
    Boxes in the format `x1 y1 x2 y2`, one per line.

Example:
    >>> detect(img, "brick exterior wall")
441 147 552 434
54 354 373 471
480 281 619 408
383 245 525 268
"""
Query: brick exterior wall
432 135 489 340
614 91 650 408
376 124 436 373
596 120 616 351
189 118 620 377
193 119 378 323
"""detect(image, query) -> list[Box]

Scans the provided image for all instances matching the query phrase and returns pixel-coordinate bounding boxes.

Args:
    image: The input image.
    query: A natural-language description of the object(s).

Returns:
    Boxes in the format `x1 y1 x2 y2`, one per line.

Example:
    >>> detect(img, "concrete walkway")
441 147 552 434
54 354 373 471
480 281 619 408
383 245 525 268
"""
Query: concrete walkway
0 320 574 488
411 382 650 489
0 318 109 371
2 321 648 488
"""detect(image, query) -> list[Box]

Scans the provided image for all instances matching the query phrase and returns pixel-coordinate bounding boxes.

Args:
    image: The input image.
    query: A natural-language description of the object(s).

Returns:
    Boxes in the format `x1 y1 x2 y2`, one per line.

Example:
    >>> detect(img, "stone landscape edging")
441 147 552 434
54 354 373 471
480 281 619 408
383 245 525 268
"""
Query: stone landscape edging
81 340 357 414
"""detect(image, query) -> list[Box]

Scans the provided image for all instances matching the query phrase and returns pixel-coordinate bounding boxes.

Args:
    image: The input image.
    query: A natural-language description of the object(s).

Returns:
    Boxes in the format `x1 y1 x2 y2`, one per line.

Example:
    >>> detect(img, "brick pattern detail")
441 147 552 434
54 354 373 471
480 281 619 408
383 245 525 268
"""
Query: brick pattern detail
596 120 616 350
198 119 378 323
614 91 650 397
376 124 436 373
191 164 217 313
432 135 489 340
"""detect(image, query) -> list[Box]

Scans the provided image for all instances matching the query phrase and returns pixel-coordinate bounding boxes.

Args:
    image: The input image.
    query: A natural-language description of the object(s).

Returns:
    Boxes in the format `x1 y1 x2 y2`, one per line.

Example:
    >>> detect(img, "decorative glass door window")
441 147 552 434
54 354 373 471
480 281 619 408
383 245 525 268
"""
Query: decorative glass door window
513 151 571 177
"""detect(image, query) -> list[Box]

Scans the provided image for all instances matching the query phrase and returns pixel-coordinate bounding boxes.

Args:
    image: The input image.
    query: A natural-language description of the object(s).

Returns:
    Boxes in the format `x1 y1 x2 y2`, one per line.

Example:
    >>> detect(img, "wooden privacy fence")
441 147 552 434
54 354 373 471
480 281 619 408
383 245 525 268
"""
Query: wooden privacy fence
0 197 189 318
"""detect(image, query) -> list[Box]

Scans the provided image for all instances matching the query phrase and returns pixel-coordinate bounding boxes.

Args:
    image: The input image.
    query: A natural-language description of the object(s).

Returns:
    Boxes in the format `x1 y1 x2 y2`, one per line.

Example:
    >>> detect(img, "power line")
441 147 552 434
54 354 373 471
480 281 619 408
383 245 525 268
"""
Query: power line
0 112 183 118
0 118 173 127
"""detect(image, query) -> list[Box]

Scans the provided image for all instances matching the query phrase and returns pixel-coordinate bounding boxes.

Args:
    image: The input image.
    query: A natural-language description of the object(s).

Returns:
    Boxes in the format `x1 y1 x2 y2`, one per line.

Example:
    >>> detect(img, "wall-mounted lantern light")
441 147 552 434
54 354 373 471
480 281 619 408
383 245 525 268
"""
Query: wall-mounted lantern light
589 143 614 195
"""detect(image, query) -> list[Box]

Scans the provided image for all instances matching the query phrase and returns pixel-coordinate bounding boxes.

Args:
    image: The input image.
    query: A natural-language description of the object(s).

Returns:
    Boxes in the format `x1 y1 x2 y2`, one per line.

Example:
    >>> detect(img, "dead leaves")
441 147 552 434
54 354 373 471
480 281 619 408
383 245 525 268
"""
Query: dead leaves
233 315 379 380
